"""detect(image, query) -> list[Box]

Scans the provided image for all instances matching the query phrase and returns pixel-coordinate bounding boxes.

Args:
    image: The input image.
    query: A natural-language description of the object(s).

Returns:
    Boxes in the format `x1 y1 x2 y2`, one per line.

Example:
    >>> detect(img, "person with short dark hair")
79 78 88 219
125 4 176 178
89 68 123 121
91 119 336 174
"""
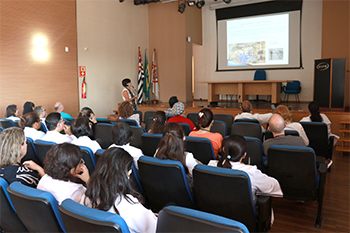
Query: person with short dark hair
71 116 101 153
164 96 178 116
37 143 89 204
19 112 45 140
22 101 35 115
122 78 138 111
5 104 20 121
42 112 76 144
81 147 157 233
148 111 166 134
109 122 143 168
167 102 197 131
209 134 282 203
188 108 223 158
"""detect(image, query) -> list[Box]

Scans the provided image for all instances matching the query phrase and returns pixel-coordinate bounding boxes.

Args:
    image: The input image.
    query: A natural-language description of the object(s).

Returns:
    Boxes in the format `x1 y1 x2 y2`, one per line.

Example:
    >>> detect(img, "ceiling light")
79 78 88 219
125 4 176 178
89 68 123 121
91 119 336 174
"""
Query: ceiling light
196 0 205 9
223 0 231 4
178 2 186 13
187 1 195 6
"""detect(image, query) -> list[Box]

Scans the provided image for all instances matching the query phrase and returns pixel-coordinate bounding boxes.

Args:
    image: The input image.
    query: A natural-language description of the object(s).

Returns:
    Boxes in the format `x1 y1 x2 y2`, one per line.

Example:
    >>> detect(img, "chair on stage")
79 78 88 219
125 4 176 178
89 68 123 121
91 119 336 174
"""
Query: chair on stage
94 123 113 149
130 126 145 149
231 122 263 141
283 80 301 103
253 69 267 101
213 114 233 135
210 120 227 137
141 133 162 156
267 145 327 228
156 205 249 233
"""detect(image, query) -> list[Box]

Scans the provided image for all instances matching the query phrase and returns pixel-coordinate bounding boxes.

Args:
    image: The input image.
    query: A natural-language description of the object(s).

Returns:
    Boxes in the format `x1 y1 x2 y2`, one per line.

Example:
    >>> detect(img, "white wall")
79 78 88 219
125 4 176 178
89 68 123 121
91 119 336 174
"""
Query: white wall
193 0 323 101
76 0 148 117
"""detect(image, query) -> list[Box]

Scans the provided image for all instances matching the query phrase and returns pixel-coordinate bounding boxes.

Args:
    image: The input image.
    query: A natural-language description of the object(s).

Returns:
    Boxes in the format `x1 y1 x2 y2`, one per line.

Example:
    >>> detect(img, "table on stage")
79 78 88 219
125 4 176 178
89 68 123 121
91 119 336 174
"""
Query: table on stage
205 80 289 104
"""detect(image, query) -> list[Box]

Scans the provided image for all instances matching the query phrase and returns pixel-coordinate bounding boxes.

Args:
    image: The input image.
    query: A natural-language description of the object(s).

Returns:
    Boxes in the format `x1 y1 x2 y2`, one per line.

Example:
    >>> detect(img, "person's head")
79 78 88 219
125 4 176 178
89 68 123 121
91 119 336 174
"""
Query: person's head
122 78 131 88
218 134 247 169
45 112 64 131
241 101 252 113
155 123 187 172
149 111 166 134
54 102 64 113
169 96 178 108
0 127 27 168
118 101 133 119
173 102 185 116
111 121 133 146
19 112 41 130
71 116 92 138
268 114 285 135
43 143 82 182
197 108 214 129
5 104 18 118
34 106 47 118
274 105 293 123
84 147 141 213
78 107 94 118
308 101 323 122
22 102 35 115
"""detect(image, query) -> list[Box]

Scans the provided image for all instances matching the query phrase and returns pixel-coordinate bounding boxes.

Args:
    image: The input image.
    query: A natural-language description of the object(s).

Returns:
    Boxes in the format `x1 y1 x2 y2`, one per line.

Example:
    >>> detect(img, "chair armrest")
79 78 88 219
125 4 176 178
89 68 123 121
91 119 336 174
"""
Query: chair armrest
256 195 272 232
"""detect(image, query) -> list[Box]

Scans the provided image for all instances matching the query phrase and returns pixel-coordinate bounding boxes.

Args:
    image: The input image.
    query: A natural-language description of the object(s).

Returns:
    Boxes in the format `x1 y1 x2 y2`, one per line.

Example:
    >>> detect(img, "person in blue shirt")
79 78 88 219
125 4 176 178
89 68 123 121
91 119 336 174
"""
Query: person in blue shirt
54 101 74 120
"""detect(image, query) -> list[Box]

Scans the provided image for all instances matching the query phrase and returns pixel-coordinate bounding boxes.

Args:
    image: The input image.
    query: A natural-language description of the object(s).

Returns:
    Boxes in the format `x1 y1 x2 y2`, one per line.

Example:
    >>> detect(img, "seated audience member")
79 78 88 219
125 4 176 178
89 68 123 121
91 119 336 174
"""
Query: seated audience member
300 101 339 144
148 111 166 134
70 116 101 153
208 134 282 203
0 128 44 188
263 114 305 156
109 122 143 168
78 107 98 124
5 104 20 121
54 101 74 120
34 106 47 123
188 108 223 158
42 112 76 144
22 101 35 115
164 96 178 116
155 123 198 176
81 147 157 233
274 105 309 145
234 100 272 126
167 102 197 131
37 143 89 204
118 101 140 127
19 112 45 140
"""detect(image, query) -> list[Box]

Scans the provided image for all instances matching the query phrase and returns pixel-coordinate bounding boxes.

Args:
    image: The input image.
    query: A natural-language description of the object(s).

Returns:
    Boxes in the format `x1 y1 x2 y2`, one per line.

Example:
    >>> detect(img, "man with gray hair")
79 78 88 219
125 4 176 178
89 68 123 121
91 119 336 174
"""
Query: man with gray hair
54 102 74 120
263 114 305 156
34 106 48 129
234 100 273 125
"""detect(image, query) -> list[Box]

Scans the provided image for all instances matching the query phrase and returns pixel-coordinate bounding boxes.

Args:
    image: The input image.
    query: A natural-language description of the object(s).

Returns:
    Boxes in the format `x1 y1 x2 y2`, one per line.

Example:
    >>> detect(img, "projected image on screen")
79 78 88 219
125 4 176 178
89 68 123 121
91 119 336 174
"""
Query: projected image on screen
228 42 266 66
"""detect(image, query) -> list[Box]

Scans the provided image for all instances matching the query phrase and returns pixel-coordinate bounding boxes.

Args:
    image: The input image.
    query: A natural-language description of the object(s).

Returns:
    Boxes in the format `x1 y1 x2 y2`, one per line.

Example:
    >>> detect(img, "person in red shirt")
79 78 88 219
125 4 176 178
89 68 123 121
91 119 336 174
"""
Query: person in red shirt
167 102 198 131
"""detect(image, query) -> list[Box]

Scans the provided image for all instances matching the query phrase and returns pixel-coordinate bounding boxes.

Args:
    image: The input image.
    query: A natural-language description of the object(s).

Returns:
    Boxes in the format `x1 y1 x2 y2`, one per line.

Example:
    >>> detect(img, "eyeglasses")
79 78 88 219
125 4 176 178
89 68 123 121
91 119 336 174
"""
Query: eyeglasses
80 158 85 165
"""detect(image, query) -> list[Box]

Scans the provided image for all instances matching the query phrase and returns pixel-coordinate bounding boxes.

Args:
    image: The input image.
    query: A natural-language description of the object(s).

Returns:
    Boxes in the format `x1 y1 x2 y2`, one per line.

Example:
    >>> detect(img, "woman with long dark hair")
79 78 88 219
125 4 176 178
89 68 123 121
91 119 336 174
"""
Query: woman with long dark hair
81 147 157 233
22 101 35 115
148 111 166 134
5 104 20 121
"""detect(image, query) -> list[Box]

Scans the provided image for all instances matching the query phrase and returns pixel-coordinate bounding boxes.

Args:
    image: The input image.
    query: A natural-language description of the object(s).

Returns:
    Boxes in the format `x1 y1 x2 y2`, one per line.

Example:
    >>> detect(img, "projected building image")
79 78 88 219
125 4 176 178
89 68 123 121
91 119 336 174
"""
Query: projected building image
227 41 266 66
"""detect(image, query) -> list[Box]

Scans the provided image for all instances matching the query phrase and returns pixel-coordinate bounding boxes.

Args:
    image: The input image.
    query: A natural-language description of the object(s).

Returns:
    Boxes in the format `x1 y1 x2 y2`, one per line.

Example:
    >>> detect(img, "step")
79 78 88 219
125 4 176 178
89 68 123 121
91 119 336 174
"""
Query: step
339 128 350 133
339 121 350 124
338 138 350 142
336 146 350 152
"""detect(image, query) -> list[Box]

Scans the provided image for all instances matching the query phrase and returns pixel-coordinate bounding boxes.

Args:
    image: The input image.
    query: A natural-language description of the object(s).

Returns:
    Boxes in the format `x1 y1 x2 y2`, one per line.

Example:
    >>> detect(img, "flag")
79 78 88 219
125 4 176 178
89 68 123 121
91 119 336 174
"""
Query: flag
151 49 159 100
144 49 151 101
137 47 144 104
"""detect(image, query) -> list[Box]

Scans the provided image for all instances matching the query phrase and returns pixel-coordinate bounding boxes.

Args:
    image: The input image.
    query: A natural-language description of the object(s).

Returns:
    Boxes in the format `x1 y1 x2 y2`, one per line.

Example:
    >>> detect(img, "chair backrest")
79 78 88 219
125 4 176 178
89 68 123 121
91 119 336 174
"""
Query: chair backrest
0 178 28 232
59 199 130 233
213 114 233 135
79 146 96 175
39 122 48 133
130 126 145 149
0 126 4 133
7 182 66 232
186 112 199 130
145 117 154 132
94 149 105 163
193 164 257 232
157 205 249 233
264 129 299 140
94 123 113 149
96 118 113 124
185 136 215 165
133 110 143 123
210 120 227 137
286 80 301 91
13 121 20 127
33 139 56 164
138 156 194 213
178 122 191 136
234 118 260 124
141 133 162 156
267 145 318 200
0 119 15 128
144 111 156 122
300 122 329 159
253 69 266 81
231 122 262 140
21 137 41 166
243 136 264 171
117 119 138 127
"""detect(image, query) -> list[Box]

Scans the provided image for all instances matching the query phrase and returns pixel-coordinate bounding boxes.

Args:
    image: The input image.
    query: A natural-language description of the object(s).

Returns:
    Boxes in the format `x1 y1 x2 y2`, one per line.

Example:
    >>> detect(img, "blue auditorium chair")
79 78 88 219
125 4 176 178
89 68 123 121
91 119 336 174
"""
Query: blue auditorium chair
186 112 199 130
117 118 138 127
33 139 56 164
94 123 113 149
231 122 263 140
0 119 15 129
185 136 215 165
130 125 145 149
243 136 264 172
283 80 301 103
94 149 105 162
141 133 162 156
210 120 228 137
21 137 41 166
213 114 233 135
79 146 97 175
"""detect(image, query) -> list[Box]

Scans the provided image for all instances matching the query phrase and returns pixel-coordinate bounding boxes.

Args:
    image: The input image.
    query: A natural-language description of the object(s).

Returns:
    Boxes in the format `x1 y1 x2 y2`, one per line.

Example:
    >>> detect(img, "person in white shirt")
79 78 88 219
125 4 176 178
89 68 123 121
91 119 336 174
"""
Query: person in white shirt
109 122 143 168
5 104 20 121
234 101 272 127
121 78 138 111
37 143 90 205
71 116 101 153
19 112 45 141
41 112 76 144
34 106 47 128
81 147 157 233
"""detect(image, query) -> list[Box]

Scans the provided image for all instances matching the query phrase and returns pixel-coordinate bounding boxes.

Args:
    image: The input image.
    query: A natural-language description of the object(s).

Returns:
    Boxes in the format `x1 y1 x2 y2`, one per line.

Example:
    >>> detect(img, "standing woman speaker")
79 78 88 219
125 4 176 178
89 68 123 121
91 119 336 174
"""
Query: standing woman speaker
122 78 138 111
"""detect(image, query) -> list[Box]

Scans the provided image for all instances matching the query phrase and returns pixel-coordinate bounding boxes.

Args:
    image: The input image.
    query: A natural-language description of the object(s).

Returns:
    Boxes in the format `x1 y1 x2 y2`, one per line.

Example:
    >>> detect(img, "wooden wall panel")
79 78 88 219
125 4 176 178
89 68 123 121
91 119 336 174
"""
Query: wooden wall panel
0 0 79 118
